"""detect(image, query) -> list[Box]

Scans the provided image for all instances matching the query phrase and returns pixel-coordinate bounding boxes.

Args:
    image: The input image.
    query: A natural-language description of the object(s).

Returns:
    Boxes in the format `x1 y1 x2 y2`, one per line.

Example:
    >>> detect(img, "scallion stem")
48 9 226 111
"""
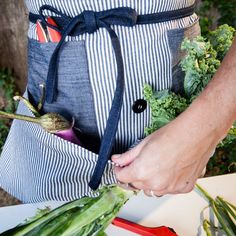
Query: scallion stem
211 200 235 236
195 184 214 202
203 219 212 236
216 196 236 220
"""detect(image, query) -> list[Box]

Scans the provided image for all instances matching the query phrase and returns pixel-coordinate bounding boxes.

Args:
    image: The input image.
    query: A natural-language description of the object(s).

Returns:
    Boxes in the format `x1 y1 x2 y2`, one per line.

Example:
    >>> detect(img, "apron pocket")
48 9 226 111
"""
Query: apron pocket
27 38 100 153
167 16 201 95
0 89 116 203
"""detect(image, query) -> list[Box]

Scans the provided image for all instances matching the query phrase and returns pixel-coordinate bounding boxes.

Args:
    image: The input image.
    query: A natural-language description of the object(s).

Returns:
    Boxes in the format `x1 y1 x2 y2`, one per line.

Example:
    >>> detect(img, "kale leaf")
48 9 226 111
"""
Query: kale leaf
144 24 236 148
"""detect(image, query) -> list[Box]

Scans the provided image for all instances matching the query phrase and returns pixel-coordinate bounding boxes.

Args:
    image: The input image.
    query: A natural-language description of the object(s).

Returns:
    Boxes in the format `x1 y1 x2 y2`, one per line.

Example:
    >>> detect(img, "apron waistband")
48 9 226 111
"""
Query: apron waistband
29 4 196 27
28 4 195 190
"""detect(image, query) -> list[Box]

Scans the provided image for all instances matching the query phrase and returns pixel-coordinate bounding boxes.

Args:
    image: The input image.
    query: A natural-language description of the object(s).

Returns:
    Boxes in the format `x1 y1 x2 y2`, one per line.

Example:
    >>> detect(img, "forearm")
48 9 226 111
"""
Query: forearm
201 37 236 120
183 38 236 142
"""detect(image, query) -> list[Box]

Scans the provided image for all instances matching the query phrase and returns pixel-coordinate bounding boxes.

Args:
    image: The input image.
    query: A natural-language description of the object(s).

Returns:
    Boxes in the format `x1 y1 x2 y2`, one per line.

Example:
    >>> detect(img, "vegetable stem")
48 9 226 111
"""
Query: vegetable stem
211 200 235 236
196 184 236 236
13 96 40 117
195 184 214 202
37 83 45 112
0 186 133 236
203 219 212 236
0 111 40 124
216 196 236 220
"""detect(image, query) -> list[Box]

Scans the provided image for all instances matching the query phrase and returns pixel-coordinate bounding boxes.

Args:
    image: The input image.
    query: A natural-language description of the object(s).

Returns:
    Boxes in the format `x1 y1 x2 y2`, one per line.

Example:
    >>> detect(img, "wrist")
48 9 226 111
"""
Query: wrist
184 91 232 144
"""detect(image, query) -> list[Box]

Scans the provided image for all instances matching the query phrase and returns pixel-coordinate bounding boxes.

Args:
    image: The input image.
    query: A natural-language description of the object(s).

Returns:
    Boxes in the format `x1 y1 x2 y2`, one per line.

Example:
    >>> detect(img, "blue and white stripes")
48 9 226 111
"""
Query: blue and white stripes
25 0 195 40
0 94 116 202
25 0 198 152
0 0 200 202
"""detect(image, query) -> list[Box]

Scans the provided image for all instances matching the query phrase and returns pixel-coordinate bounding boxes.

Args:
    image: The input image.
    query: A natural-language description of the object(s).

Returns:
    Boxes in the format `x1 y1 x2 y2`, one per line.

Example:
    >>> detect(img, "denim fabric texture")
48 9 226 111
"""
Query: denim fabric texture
28 39 100 152
167 19 201 95
0 38 118 203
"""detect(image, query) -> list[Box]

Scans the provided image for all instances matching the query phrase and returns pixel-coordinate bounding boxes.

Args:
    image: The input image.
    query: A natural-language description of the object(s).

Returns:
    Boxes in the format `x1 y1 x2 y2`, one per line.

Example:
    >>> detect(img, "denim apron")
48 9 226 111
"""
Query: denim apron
0 0 200 203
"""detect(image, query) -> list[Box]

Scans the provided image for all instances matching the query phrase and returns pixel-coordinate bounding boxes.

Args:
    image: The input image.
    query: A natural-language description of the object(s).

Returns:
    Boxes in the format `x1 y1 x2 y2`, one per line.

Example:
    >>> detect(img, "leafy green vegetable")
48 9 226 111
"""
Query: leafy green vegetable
144 24 236 149
0 185 134 236
181 36 220 98
143 84 188 135
208 24 236 61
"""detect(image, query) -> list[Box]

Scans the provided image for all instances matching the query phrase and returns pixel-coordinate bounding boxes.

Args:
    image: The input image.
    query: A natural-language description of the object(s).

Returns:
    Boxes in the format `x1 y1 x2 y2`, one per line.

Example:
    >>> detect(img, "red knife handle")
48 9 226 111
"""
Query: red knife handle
112 217 178 236
36 20 48 43
46 17 62 42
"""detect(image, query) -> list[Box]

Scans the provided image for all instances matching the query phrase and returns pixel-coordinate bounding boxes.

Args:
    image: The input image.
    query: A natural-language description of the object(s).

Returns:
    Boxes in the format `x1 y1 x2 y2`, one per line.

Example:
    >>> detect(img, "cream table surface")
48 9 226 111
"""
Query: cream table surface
0 173 235 235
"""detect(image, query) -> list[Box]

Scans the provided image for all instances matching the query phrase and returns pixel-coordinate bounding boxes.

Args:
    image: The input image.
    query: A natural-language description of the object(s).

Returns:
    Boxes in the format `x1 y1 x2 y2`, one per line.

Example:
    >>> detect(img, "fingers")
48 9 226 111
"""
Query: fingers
114 164 137 184
112 151 135 167
111 148 137 167
199 167 206 178
117 182 140 192
143 189 164 197
113 138 212 196
112 139 147 167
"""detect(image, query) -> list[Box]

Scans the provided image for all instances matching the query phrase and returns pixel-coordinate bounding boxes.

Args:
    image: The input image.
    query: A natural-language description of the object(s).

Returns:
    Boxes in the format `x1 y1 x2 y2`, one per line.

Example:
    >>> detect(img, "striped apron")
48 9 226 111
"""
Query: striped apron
0 0 200 203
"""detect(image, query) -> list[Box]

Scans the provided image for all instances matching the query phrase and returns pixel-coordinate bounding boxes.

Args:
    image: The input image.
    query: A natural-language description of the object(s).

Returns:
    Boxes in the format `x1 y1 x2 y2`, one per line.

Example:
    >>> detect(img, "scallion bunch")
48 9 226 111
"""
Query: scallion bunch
196 184 236 236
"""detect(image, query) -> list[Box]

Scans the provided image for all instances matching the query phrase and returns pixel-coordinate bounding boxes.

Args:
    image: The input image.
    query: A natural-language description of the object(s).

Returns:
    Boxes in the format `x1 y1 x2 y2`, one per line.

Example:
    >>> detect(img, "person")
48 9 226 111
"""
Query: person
0 0 235 202
112 38 236 196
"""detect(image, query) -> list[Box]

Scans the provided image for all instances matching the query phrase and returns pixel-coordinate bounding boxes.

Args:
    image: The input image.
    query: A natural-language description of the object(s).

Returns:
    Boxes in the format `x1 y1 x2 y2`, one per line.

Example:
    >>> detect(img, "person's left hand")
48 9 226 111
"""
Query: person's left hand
111 108 222 197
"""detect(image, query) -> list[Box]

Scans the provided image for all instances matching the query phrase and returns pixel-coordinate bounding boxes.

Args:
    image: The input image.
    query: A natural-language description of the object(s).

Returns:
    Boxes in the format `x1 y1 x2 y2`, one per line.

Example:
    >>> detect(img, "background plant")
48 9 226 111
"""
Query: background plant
0 69 18 151
196 0 236 176
197 0 236 37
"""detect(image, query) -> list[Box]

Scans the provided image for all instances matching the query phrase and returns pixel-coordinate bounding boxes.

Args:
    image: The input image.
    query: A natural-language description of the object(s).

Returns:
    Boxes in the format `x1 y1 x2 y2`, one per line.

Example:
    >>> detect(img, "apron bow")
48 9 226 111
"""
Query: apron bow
39 5 137 103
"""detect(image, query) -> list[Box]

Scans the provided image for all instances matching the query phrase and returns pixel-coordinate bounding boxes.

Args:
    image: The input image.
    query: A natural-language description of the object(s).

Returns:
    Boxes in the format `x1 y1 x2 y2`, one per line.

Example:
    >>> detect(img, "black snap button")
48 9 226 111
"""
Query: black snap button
132 99 147 113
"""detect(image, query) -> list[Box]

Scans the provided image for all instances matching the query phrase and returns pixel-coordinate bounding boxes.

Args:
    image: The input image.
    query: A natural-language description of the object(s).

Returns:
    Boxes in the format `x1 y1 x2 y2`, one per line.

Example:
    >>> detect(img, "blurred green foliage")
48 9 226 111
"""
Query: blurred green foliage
0 69 18 151
197 0 236 37
197 0 236 176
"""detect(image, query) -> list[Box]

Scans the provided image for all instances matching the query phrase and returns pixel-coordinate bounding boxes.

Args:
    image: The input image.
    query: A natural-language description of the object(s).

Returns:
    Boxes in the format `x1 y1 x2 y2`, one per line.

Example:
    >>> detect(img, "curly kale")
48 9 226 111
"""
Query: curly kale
181 24 235 99
143 84 188 135
208 24 236 61
144 24 236 148
181 36 220 99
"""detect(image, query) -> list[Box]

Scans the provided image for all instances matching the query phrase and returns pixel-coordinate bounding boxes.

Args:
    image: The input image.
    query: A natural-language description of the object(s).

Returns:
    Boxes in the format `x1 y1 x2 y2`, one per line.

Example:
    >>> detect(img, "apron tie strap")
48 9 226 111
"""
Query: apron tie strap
29 4 195 190
38 5 137 103
38 5 137 190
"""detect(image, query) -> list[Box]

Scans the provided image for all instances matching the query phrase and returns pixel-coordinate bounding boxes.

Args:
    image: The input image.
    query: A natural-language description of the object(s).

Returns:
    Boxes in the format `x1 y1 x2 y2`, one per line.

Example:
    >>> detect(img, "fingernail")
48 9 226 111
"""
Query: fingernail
111 161 121 167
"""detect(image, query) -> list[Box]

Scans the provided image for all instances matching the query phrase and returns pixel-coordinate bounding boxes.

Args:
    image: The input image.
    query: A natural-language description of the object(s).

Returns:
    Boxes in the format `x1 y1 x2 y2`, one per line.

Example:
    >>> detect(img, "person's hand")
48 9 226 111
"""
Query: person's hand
112 104 226 197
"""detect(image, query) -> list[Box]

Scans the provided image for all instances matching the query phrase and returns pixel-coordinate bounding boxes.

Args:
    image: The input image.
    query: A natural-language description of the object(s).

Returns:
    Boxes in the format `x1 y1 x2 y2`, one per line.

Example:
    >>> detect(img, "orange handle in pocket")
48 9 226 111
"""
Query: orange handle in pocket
36 20 49 43
47 17 62 42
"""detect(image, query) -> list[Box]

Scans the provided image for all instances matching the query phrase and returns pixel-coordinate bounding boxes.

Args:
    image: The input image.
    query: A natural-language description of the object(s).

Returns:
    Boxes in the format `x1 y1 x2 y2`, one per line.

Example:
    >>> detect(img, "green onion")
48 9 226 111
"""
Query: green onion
196 184 236 236
0 185 134 236
203 219 213 236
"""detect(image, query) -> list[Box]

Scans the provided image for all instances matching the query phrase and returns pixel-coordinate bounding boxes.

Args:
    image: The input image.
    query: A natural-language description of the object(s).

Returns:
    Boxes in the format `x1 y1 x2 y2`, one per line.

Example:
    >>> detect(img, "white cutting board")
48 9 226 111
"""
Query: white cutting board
0 174 236 235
